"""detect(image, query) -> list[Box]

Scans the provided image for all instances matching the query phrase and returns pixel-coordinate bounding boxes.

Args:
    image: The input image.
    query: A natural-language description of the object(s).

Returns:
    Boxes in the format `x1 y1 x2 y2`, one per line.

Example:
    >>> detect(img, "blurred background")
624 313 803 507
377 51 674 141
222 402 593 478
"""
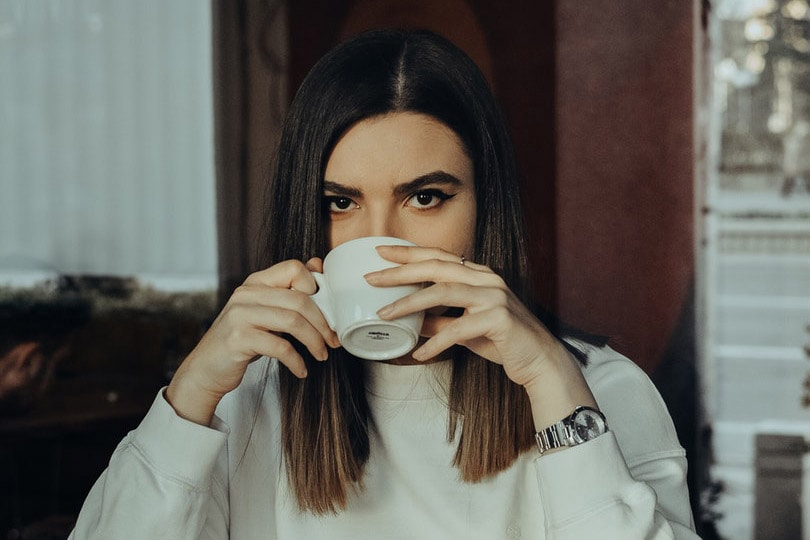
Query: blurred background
0 0 808 538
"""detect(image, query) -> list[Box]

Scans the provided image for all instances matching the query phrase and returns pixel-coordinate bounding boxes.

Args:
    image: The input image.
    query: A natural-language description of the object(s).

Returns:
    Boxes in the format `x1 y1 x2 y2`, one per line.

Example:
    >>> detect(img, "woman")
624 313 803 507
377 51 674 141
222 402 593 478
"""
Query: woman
70 29 699 539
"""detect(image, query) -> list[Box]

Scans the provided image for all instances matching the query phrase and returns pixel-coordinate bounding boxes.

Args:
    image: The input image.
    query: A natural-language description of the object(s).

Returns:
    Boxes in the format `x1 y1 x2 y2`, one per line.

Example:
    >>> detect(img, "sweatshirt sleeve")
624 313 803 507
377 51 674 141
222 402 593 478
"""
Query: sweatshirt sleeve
532 346 700 539
69 390 231 540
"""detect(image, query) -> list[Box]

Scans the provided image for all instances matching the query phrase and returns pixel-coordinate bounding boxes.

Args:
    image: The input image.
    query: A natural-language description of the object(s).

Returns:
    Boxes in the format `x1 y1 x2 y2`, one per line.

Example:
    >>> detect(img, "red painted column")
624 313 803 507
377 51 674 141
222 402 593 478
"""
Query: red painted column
554 1 695 373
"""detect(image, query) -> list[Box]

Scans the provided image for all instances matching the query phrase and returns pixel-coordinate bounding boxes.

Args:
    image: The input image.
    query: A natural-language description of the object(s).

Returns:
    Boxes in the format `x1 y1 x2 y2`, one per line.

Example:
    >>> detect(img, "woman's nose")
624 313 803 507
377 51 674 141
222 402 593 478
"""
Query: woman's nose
365 211 403 239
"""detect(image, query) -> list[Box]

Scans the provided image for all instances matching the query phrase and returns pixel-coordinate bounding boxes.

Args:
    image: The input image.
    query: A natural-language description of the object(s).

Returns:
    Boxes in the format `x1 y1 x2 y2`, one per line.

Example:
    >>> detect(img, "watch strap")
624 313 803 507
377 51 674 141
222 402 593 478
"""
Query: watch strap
534 405 608 455
534 422 567 454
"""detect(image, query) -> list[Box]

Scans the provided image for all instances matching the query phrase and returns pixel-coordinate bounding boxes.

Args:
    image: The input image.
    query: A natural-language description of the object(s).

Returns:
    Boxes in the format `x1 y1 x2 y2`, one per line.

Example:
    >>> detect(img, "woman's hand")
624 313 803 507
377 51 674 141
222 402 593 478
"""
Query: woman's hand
366 245 597 428
166 259 339 425
367 246 556 385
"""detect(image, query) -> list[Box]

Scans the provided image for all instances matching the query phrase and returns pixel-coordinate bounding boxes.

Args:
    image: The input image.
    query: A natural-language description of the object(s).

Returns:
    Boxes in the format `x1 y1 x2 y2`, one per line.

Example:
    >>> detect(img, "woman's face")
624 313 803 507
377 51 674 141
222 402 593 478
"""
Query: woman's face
324 112 477 256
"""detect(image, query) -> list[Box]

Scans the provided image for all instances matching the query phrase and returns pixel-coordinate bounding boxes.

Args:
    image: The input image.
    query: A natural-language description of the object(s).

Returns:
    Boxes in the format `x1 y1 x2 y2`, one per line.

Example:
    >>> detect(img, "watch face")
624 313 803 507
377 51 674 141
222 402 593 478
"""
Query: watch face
572 408 607 442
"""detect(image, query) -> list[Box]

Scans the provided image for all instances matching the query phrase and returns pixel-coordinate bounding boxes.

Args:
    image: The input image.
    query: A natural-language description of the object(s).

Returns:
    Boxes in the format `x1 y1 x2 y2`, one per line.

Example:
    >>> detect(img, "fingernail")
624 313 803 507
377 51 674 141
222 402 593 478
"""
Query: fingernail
364 272 380 284
411 347 426 361
377 304 394 318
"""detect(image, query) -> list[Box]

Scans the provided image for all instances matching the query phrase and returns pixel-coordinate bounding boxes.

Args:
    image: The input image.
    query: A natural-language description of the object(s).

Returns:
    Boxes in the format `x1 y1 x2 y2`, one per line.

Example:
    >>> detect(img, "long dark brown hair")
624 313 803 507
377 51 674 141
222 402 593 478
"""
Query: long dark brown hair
260 29 599 515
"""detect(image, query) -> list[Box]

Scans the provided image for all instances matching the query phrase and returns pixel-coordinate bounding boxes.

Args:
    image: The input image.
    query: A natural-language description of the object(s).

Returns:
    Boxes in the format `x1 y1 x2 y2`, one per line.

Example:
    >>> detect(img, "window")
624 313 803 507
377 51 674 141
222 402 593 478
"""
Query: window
699 0 810 537
0 0 217 291
0 4 219 532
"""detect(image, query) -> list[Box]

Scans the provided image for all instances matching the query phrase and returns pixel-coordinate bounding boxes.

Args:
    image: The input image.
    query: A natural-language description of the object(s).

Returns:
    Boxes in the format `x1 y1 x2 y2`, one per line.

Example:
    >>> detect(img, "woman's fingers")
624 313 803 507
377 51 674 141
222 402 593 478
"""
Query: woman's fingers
365 259 497 289
376 281 506 321
412 309 504 361
233 258 338 347
370 246 563 388
304 257 324 273
375 244 489 271
226 303 333 362
190 259 339 383
416 306 551 385
167 258 334 423
368 246 498 289
238 326 310 378
243 259 320 293
228 286 338 348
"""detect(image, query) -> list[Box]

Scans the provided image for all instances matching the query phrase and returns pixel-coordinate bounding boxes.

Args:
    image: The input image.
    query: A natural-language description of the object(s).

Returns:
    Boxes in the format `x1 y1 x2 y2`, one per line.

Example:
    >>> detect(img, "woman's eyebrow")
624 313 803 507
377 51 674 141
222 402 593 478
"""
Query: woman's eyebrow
323 180 362 198
393 171 463 196
324 171 463 198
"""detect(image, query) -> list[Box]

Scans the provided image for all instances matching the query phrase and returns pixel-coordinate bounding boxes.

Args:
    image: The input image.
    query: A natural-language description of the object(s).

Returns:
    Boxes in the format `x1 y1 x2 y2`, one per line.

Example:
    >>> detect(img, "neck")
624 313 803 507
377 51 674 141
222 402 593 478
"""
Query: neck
382 339 452 365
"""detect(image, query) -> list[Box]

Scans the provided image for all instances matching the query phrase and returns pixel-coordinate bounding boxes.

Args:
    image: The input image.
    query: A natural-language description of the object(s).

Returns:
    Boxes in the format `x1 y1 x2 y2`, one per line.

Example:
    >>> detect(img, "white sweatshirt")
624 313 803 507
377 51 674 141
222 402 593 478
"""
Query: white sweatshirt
70 344 699 539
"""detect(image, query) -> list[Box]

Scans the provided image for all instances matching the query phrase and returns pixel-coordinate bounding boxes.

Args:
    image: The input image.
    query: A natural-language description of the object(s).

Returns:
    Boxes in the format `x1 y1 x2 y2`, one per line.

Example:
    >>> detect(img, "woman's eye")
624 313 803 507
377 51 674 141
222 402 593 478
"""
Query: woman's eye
326 196 357 212
407 190 453 209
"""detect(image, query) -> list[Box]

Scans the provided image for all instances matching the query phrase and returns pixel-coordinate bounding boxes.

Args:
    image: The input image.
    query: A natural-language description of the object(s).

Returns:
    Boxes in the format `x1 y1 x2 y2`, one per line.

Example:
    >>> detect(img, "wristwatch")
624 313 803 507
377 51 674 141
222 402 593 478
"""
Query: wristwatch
534 406 609 455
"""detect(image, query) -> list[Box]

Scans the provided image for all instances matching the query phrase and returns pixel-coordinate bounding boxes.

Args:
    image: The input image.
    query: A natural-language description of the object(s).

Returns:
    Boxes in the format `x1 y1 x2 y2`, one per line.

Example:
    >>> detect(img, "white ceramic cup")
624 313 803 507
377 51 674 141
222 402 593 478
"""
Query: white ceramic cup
310 236 425 360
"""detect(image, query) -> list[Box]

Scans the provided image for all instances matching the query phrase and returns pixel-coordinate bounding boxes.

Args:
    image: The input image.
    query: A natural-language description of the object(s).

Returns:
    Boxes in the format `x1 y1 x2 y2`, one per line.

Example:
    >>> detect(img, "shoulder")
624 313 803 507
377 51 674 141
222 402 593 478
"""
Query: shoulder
574 342 655 396
571 342 685 465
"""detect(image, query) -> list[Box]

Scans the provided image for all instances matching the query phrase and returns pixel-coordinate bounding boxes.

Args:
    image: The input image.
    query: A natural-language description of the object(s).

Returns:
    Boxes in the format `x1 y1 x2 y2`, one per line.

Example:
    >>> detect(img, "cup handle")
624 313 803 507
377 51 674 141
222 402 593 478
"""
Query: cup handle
309 272 336 330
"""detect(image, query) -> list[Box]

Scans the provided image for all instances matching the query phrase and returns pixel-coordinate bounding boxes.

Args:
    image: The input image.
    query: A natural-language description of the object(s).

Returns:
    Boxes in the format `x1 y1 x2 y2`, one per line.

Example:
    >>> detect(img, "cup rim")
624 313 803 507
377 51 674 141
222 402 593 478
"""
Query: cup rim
326 236 417 260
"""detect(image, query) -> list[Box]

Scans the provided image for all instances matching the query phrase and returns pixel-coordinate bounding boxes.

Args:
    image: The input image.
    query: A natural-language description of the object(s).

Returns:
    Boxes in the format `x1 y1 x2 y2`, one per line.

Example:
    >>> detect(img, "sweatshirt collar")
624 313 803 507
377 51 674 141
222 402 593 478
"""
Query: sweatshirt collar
365 360 452 401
